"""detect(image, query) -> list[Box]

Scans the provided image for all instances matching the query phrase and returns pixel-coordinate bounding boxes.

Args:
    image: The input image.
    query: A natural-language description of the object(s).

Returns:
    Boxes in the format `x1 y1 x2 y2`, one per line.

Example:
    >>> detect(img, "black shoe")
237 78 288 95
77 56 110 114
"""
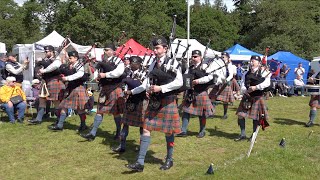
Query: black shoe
221 115 228 119
234 135 246 142
48 125 63 131
17 119 24 123
28 119 41 125
160 158 173 170
176 132 187 137
111 145 126 154
80 133 96 141
125 162 144 172
77 125 88 132
196 131 206 138
305 121 314 127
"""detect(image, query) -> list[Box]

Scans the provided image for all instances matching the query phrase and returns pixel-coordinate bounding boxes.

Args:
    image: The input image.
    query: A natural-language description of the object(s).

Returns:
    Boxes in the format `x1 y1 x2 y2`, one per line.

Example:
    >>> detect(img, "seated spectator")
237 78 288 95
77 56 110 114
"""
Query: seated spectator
278 72 289 97
0 76 27 123
29 79 40 111
293 75 305 96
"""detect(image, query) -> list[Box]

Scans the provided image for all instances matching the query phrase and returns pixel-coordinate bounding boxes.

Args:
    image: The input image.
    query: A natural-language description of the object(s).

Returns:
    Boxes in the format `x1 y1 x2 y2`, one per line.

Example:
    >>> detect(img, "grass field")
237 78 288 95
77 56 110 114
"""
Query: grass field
0 96 319 179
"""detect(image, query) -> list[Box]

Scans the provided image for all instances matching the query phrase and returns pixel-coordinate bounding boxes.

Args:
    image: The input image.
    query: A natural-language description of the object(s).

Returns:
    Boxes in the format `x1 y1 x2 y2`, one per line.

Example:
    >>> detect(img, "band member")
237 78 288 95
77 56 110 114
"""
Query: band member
5 52 29 85
305 61 320 127
48 51 89 131
234 55 271 141
125 37 182 172
214 52 235 119
81 43 125 141
111 56 146 153
28 45 65 125
176 50 215 138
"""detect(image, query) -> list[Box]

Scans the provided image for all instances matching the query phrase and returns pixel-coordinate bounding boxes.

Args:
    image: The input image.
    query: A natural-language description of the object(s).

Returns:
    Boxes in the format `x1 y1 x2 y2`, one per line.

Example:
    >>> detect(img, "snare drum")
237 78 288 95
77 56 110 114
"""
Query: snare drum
305 85 320 95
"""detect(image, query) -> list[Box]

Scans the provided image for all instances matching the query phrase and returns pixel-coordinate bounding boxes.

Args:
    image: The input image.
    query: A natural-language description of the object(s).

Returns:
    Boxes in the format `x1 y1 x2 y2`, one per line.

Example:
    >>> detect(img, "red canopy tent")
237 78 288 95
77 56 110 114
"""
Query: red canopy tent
115 38 153 59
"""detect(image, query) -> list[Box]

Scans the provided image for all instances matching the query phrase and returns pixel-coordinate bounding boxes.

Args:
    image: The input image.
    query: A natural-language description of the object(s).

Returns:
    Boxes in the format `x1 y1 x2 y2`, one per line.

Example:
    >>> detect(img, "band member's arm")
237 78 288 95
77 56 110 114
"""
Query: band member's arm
64 66 85 81
5 63 24 75
131 78 147 95
196 74 214 84
226 64 234 82
104 59 125 78
255 73 271 90
160 66 183 93
42 59 62 73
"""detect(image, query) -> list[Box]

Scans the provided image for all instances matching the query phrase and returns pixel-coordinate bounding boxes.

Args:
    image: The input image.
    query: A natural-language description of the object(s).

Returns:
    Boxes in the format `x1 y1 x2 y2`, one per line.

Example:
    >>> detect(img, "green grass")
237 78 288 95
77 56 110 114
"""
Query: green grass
0 96 319 179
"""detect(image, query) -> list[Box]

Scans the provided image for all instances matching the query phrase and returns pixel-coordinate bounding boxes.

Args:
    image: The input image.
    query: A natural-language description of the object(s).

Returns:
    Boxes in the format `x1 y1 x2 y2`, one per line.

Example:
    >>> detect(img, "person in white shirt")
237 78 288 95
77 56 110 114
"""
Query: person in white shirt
293 75 305 96
235 55 271 141
294 63 305 78
48 51 89 131
126 37 182 172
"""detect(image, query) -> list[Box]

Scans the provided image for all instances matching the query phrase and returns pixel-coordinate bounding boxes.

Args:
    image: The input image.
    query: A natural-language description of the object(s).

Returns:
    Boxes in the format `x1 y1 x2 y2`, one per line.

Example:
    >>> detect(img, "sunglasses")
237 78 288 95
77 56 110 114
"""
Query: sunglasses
192 56 199 58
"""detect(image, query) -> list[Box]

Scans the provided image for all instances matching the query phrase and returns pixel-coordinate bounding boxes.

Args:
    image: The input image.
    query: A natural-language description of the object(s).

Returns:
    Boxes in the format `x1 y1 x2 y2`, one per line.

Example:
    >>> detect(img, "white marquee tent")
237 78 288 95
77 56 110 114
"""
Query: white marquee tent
171 38 221 59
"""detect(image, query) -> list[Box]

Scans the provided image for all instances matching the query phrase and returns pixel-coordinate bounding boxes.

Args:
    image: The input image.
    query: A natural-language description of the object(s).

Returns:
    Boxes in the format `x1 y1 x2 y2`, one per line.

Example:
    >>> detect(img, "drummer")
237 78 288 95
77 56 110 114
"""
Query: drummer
305 62 320 127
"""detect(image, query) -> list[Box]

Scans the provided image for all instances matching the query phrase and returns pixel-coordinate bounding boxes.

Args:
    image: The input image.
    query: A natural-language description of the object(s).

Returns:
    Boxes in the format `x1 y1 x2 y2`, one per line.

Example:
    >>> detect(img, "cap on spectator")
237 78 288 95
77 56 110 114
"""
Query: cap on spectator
6 76 16 82
32 79 40 85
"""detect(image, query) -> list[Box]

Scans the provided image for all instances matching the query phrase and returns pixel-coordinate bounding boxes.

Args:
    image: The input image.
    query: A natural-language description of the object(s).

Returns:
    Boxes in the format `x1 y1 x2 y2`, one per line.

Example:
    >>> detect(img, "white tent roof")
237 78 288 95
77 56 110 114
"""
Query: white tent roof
35 30 65 47
0 42 6 53
171 38 220 58
65 41 105 61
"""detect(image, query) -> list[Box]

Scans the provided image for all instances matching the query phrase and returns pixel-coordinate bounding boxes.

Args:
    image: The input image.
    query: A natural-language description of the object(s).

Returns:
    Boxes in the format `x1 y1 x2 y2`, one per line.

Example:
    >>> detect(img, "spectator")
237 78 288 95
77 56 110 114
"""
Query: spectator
236 63 242 80
280 64 290 78
30 79 41 110
278 72 289 97
307 69 315 85
293 75 305 96
0 76 27 123
294 62 305 79
0 54 7 82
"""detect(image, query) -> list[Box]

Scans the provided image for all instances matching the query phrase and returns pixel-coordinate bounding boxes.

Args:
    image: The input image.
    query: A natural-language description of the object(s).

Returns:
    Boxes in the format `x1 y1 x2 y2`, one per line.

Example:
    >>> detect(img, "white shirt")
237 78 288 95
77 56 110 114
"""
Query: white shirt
64 61 85 81
142 55 183 93
103 56 125 78
42 57 62 73
5 62 25 75
240 66 271 93
294 67 305 78
294 78 305 87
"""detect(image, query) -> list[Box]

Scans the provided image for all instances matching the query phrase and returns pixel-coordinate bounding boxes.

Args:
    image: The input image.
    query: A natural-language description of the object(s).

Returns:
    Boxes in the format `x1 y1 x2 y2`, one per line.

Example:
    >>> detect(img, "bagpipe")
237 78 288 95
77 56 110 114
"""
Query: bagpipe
95 44 132 85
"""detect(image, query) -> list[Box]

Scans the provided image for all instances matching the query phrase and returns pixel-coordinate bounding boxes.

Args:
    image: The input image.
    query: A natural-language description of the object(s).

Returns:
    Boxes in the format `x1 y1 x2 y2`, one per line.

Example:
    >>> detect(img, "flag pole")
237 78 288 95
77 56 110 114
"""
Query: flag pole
187 0 190 68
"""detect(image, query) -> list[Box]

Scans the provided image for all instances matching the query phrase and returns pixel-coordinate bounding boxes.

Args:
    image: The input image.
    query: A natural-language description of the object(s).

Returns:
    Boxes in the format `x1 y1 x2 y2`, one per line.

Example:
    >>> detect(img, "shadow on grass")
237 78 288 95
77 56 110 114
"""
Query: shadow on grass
273 118 314 126
207 126 239 139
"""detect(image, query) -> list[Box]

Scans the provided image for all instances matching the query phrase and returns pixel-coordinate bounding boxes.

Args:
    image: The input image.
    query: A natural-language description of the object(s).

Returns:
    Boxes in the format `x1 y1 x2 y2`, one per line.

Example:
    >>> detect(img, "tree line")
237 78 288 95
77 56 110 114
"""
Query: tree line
1 0 319 60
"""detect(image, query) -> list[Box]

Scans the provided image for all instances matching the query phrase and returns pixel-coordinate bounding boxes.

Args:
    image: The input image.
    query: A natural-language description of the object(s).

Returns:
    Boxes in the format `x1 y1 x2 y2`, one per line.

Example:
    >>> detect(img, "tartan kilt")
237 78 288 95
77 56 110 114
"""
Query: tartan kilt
46 78 65 101
144 95 181 134
181 91 215 117
59 85 89 110
208 85 220 101
97 85 125 115
309 95 320 109
236 95 269 120
231 78 240 92
122 99 146 127
216 85 235 103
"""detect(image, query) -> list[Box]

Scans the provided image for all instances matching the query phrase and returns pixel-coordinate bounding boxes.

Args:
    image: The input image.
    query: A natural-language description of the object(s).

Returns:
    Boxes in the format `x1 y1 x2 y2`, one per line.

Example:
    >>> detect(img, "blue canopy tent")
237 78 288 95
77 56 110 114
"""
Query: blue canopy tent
268 51 309 86
224 44 263 62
